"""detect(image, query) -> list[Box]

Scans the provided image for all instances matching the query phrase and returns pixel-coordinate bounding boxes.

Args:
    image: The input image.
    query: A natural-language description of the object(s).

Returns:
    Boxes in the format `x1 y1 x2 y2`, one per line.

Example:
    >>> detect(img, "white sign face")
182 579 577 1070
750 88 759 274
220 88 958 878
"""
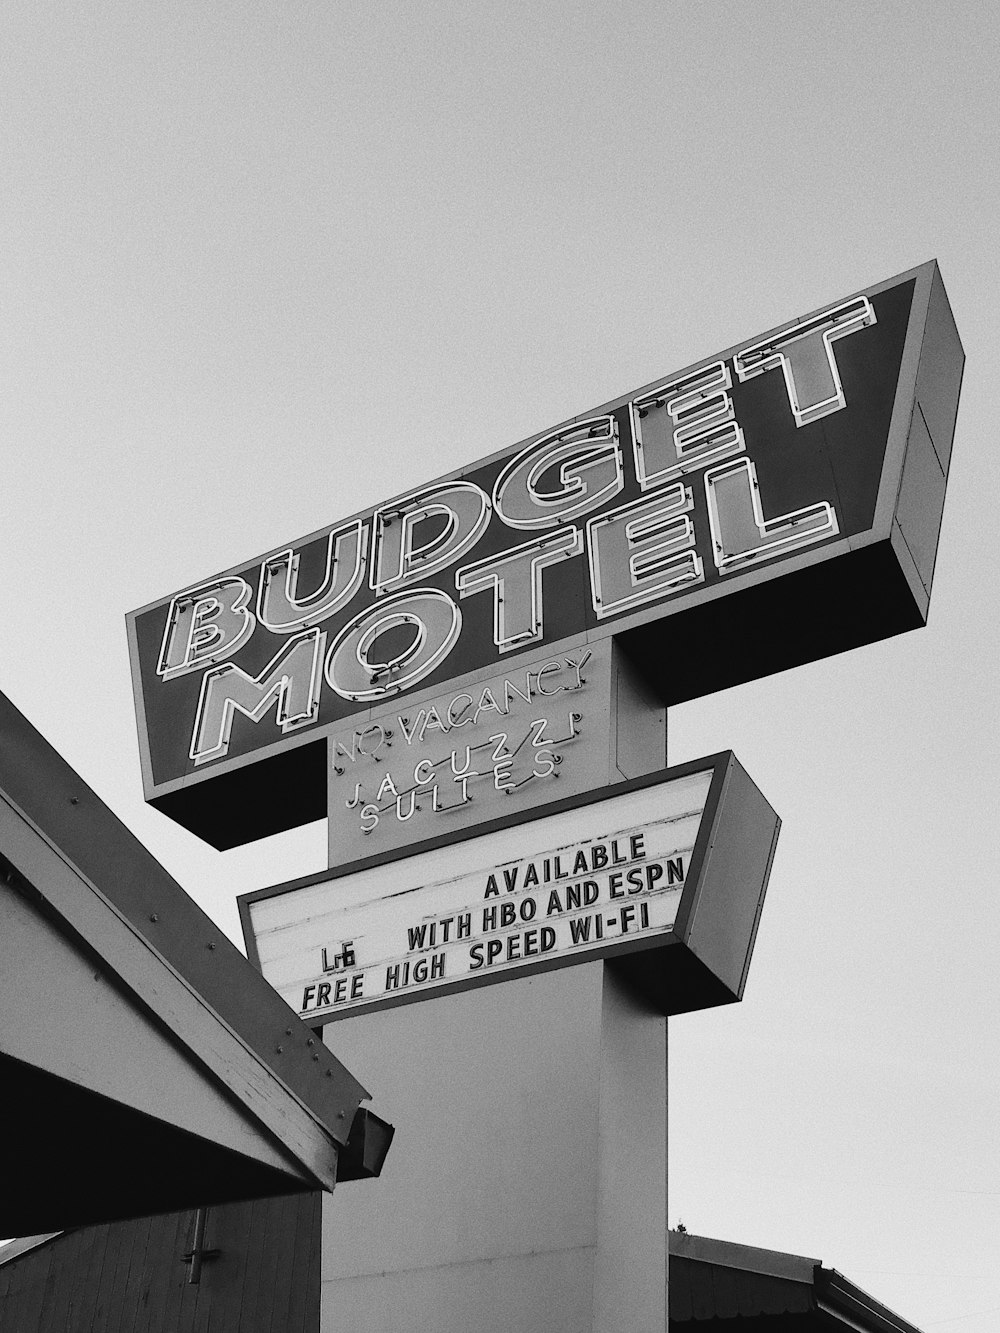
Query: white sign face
246 768 714 1021
326 642 628 857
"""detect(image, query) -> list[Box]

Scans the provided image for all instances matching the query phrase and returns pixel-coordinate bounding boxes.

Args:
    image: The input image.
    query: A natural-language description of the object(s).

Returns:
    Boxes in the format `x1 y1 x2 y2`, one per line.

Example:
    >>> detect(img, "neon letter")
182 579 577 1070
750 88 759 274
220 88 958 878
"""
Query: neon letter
372 482 491 595
189 628 325 765
704 457 837 573
456 527 582 652
157 577 256 681
493 417 623 530
630 361 744 489
734 296 876 427
258 521 367 632
325 587 461 702
587 485 702 618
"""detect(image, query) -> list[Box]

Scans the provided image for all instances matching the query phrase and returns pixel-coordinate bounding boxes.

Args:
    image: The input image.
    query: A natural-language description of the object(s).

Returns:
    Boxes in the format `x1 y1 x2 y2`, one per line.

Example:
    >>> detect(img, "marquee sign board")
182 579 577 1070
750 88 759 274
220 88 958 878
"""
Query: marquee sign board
240 752 780 1020
129 261 962 849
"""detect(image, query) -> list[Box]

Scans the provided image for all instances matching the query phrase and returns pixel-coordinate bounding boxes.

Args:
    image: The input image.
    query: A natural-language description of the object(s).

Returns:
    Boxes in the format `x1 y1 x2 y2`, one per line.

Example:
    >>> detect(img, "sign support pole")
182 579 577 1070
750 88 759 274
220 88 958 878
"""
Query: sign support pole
319 960 668 1333
318 652 670 1333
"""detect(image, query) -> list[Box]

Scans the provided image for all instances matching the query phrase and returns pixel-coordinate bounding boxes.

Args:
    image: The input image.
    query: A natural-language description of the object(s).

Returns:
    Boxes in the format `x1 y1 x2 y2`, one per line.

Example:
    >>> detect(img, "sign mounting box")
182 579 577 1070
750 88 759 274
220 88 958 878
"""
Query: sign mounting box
128 261 962 850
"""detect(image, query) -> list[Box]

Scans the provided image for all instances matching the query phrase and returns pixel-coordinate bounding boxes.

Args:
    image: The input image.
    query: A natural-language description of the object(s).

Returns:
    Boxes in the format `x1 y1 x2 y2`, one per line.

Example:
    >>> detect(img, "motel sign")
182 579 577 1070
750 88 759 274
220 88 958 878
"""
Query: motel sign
127 262 962 1333
129 262 961 852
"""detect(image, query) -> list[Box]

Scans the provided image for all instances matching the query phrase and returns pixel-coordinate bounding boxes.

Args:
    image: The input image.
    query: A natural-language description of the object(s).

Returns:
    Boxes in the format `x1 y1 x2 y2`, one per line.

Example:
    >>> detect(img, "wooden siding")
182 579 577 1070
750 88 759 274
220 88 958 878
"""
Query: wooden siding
0 1192 320 1333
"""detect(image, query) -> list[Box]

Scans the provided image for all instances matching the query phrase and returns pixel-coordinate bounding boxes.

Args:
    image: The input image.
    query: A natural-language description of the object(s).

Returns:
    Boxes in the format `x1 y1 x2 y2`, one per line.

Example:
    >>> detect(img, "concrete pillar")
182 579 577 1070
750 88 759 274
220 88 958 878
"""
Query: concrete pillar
319 640 670 1330
320 959 667 1332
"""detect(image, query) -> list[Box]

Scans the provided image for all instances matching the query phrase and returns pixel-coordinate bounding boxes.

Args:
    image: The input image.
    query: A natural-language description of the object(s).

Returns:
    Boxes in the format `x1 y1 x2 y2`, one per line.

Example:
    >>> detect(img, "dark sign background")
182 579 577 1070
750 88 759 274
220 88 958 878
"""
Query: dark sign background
130 268 963 848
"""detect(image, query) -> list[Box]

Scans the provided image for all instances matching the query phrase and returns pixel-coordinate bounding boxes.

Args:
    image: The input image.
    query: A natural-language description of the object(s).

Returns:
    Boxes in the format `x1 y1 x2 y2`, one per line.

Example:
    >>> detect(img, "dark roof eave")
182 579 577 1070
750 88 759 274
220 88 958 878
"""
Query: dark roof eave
816 1266 927 1333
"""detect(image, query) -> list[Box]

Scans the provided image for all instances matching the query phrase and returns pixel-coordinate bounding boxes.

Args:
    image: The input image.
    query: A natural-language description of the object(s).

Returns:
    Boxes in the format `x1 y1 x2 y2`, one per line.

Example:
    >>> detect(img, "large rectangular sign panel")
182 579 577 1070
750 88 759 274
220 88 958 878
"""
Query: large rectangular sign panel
130 261 962 848
240 753 780 1019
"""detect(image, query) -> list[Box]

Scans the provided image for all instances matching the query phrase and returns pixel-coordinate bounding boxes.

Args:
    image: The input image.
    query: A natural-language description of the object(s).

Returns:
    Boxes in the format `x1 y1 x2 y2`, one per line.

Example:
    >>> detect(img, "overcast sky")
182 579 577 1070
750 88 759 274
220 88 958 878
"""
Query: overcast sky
3 3 998 1328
